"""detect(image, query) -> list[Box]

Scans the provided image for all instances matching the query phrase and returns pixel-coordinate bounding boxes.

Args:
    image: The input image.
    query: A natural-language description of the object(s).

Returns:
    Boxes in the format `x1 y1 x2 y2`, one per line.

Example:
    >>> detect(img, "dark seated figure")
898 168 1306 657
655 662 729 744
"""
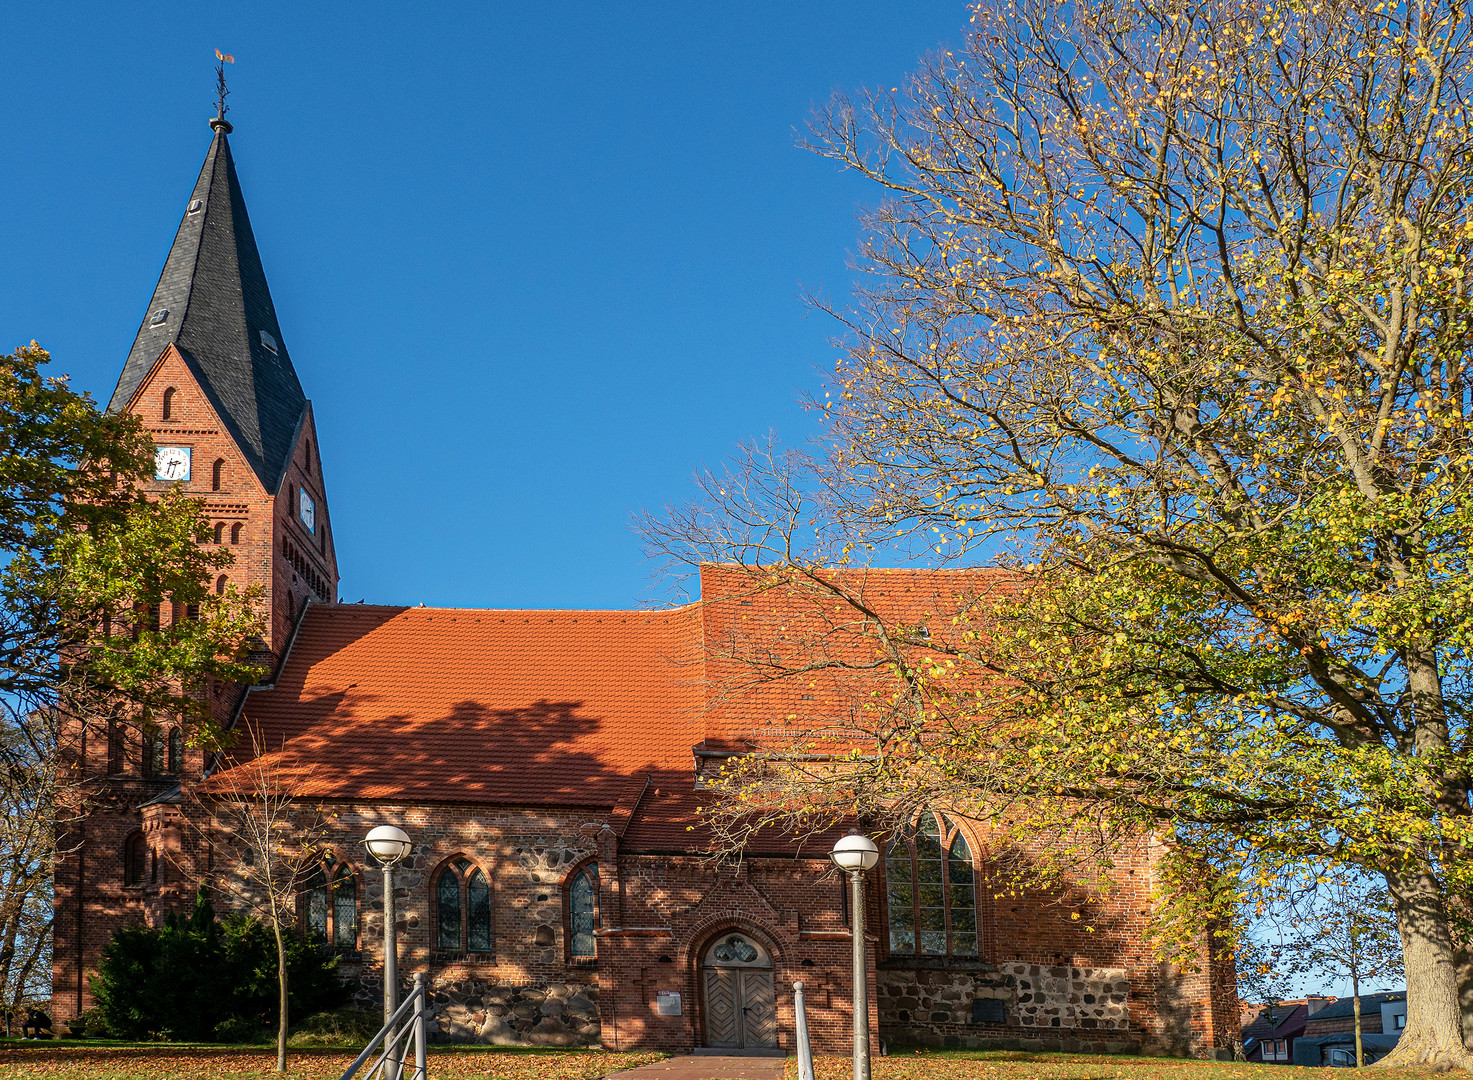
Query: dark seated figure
23 1008 50 1038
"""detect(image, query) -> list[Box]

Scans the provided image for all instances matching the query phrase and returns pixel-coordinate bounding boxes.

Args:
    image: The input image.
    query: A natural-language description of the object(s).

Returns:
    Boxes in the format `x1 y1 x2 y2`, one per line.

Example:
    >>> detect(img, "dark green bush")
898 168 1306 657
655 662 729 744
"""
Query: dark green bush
287 1007 382 1047
213 1015 265 1044
90 890 347 1041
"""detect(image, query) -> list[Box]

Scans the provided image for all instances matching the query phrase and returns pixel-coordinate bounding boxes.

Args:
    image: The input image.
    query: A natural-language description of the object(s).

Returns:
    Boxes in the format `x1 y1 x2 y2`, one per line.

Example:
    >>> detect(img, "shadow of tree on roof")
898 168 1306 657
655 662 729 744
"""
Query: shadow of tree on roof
226 693 677 807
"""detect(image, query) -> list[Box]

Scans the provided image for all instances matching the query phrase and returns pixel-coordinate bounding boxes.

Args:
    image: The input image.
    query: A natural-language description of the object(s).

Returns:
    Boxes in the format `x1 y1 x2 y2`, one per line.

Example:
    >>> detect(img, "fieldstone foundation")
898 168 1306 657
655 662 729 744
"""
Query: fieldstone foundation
878 963 1137 1052
426 979 600 1046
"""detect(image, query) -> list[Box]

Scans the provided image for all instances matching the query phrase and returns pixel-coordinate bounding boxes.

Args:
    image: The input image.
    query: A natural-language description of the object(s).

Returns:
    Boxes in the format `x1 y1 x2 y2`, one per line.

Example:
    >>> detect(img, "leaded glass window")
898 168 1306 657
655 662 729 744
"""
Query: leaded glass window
144 727 165 777
333 864 358 949
569 864 598 958
435 857 492 954
167 728 183 774
467 870 492 953
437 867 462 951
884 813 980 957
303 864 328 940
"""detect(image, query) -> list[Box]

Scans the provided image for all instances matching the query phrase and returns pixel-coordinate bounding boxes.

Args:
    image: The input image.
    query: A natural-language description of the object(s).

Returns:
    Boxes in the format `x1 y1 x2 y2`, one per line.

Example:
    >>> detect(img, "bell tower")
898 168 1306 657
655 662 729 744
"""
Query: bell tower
108 114 339 664
52 112 343 1026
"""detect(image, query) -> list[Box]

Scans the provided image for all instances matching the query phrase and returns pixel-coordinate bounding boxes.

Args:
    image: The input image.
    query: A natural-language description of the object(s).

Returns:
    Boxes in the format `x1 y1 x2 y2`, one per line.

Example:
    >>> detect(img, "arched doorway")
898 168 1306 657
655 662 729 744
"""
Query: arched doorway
701 931 777 1050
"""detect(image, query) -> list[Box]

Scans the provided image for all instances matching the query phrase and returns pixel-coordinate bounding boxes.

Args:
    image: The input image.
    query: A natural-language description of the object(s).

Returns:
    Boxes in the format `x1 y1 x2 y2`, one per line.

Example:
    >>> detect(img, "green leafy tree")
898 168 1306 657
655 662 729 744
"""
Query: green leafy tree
649 0 1473 1066
0 343 264 1016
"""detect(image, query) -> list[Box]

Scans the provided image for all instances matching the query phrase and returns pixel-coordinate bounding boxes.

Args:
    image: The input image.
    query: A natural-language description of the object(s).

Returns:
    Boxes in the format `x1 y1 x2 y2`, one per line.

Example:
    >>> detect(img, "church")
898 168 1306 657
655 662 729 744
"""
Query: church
51 115 1238 1057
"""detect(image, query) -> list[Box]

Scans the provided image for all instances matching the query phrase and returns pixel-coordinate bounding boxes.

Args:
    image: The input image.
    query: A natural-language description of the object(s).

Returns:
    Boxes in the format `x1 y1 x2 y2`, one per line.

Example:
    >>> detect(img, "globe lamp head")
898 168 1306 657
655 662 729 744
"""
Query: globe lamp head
364 825 412 866
829 830 880 873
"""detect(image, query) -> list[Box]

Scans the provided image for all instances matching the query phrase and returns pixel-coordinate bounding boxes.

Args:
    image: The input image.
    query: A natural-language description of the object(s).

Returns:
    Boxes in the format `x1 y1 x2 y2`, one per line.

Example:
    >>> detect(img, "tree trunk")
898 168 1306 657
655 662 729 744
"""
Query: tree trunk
1458 944 1472 1049
1375 868 1473 1068
1353 974 1363 1069
272 919 288 1073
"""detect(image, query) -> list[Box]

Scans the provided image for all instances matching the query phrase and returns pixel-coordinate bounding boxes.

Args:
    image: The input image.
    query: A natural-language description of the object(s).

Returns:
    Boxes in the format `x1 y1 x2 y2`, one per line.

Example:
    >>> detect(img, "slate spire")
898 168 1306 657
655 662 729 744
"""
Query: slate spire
111 121 307 494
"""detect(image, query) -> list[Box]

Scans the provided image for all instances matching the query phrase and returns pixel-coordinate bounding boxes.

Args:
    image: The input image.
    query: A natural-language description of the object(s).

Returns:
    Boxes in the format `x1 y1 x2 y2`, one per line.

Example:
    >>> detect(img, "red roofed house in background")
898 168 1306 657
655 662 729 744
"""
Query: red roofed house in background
51 118 1237 1057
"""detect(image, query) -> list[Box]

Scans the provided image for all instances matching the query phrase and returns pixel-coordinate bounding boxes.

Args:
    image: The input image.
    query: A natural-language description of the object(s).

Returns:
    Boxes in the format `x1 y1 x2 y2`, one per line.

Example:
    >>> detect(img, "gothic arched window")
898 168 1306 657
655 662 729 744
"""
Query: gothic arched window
215 575 228 596
568 863 599 958
214 522 226 544
434 857 492 955
301 863 328 941
212 458 225 491
106 719 124 775
885 813 978 957
167 727 183 774
143 726 164 777
230 522 243 544
161 387 176 420
124 832 147 885
332 864 358 949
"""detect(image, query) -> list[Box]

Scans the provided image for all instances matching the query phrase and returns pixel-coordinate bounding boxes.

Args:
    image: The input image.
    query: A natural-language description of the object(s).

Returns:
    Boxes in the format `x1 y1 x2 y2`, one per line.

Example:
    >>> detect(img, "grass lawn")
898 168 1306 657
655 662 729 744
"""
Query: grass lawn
789 1049 1457 1080
0 1041 665 1079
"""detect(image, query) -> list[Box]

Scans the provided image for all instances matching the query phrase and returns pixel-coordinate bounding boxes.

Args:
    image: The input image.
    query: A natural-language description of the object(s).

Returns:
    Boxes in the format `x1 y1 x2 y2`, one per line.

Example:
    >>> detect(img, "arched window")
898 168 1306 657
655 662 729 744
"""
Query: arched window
568 863 599 958
302 863 328 940
215 575 227 596
434 857 492 955
467 869 491 952
212 458 225 491
106 719 124 775
298 857 357 948
167 728 183 774
143 727 164 777
304 440 313 473
885 813 978 957
124 832 147 885
287 592 295 621
161 387 176 420
214 522 226 544
333 864 358 949
230 522 243 545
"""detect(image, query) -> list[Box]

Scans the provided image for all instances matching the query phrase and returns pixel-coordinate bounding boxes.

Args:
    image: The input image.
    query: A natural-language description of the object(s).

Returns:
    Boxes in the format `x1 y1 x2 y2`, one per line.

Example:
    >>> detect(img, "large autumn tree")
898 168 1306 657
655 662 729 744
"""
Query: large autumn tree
0 343 263 1012
650 0 1473 1067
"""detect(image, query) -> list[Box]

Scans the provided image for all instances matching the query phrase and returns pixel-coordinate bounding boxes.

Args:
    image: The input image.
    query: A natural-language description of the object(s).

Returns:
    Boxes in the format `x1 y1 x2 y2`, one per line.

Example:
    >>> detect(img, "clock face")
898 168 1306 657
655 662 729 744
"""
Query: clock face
299 489 316 533
154 446 192 482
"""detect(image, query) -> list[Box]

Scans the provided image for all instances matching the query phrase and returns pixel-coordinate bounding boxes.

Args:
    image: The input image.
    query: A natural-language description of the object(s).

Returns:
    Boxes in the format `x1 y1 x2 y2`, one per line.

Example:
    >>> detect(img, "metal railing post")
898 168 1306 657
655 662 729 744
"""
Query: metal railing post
413 973 428 1080
794 981 815 1080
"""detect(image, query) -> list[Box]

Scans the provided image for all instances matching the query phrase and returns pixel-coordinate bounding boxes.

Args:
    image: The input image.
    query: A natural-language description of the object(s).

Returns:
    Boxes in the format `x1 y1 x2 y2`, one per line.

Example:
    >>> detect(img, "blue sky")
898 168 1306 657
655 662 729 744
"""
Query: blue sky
1 2 968 610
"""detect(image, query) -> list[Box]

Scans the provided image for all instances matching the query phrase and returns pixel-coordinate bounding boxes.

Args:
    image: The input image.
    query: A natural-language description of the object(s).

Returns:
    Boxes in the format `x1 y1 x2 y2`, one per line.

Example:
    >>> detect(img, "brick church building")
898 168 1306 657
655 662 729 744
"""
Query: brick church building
52 117 1237 1056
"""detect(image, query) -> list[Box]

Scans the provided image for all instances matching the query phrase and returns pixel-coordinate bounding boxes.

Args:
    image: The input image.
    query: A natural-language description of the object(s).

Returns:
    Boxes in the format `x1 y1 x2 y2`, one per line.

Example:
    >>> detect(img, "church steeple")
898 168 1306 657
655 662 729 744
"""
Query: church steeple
110 123 307 495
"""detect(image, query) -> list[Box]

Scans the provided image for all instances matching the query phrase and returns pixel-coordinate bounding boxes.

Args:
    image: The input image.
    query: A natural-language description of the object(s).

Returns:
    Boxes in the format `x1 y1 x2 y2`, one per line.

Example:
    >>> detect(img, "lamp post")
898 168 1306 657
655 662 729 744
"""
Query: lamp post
830 830 879 1080
364 826 413 1031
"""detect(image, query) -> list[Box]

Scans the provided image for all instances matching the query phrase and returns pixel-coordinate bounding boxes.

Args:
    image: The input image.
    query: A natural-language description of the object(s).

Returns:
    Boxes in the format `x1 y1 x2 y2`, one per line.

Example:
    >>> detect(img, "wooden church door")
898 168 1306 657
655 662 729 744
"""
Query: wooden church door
701 932 777 1049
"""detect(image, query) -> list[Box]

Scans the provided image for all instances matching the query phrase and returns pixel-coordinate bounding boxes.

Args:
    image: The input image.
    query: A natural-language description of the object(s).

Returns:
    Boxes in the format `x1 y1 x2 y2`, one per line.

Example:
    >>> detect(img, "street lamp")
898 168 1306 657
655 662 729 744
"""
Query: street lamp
364 825 412 1033
830 830 880 1080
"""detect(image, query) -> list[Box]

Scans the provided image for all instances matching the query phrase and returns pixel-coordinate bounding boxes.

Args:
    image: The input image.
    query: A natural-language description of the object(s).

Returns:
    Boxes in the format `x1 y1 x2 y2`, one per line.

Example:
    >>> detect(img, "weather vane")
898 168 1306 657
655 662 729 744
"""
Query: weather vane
213 48 235 123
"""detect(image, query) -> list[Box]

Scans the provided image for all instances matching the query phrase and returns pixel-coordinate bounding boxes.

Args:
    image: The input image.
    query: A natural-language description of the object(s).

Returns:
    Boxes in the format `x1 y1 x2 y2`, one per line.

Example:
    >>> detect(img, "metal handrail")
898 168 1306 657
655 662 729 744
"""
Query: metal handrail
339 972 429 1080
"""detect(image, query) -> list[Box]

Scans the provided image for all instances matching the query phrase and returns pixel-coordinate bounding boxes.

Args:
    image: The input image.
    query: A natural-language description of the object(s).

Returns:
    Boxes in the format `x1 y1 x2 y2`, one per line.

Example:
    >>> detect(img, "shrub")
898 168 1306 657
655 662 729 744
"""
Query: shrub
213 1015 265 1044
288 1008 382 1047
64 1007 113 1038
89 889 347 1041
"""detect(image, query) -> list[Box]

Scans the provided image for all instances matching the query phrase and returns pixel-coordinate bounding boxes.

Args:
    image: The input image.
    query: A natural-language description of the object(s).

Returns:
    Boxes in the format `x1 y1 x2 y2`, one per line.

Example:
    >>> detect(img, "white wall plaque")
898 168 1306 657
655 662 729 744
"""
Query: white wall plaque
656 991 681 1016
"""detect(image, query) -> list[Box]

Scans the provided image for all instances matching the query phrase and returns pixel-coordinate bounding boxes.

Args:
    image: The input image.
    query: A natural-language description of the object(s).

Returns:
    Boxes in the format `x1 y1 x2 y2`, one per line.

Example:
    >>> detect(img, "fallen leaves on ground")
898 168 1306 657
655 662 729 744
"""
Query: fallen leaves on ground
789 1051 1457 1080
0 1044 665 1080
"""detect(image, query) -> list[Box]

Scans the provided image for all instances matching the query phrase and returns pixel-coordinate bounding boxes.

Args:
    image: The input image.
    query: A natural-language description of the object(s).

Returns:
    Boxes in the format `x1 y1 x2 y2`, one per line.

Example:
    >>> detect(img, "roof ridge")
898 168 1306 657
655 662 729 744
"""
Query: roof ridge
313 601 703 616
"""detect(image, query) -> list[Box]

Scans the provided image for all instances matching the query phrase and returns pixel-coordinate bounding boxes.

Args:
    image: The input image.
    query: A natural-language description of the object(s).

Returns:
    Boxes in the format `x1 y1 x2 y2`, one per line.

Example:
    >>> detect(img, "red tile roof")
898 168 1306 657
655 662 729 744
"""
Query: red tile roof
203 563 1011 822
205 602 704 806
